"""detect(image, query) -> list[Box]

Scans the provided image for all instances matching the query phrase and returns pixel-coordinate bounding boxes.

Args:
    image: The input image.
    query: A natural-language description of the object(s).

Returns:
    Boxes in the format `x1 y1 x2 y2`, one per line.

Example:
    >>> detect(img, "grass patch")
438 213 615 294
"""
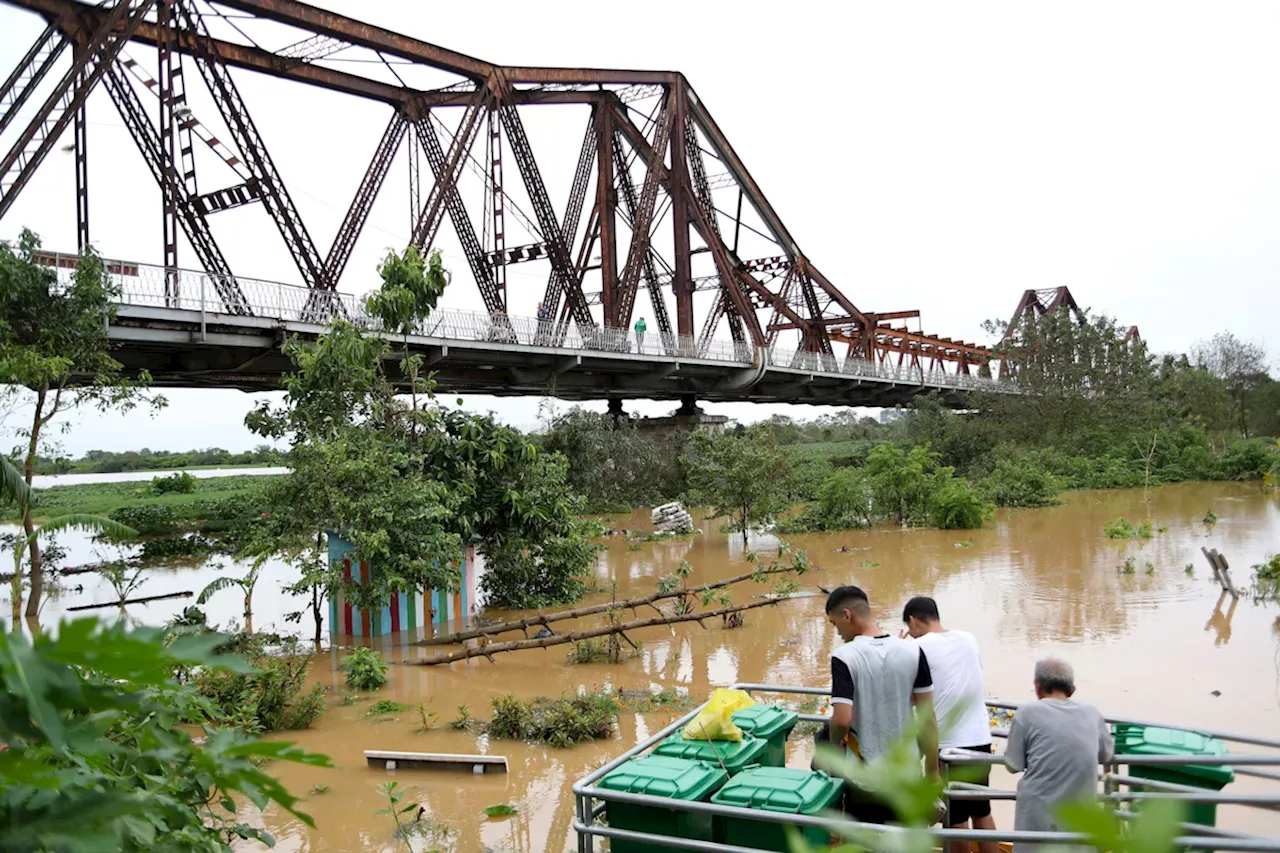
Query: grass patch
1103 517 1153 539
488 691 619 748
0 474 278 522
628 530 700 543
367 699 408 717
616 687 692 714
858 559 880 568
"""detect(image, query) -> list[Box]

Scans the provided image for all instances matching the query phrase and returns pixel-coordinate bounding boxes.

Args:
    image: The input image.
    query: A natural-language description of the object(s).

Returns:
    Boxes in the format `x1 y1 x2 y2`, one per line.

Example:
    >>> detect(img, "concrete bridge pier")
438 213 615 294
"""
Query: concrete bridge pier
635 394 729 444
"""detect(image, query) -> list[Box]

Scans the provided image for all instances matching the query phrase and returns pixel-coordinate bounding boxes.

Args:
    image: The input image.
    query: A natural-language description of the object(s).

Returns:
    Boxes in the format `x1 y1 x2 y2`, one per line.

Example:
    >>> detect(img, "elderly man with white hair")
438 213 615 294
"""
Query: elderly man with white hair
1004 658 1114 848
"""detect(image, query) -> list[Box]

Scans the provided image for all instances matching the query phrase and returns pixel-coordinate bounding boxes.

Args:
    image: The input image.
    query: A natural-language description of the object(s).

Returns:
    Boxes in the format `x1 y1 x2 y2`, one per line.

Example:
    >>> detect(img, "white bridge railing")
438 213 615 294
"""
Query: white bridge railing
40 252 1008 394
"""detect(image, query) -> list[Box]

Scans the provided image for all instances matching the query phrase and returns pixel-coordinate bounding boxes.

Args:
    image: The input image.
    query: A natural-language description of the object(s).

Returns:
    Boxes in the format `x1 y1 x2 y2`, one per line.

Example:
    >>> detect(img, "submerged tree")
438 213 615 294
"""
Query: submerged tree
246 256 599 618
682 428 790 545
0 229 164 617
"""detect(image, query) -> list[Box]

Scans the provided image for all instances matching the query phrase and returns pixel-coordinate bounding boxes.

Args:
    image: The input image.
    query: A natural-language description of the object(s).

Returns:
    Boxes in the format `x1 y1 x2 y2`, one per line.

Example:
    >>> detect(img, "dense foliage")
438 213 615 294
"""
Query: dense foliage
487 691 619 748
190 632 326 734
0 618 329 851
340 646 389 691
245 252 601 612
0 229 163 616
537 407 678 511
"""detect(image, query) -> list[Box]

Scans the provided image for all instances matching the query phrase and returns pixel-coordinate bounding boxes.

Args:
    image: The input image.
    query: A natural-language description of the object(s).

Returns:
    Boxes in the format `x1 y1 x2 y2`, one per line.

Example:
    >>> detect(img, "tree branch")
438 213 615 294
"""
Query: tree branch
403 598 785 666
415 561 807 646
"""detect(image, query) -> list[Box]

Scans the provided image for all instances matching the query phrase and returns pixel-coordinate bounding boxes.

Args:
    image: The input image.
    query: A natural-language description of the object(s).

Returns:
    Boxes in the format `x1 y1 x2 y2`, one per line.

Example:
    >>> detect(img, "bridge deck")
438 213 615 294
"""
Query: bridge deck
67 255 1010 405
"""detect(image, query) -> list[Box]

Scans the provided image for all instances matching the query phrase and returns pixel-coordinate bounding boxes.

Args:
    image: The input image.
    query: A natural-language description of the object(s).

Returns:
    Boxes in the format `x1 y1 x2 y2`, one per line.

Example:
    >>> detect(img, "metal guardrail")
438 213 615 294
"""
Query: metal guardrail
40 252 1011 394
572 682 1280 853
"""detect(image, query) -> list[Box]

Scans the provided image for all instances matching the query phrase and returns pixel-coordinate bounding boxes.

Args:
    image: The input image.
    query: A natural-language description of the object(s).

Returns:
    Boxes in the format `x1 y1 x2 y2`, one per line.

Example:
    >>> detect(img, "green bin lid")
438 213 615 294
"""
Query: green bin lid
653 733 769 772
711 766 844 814
731 705 800 740
1111 724 1235 786
598 755 728 801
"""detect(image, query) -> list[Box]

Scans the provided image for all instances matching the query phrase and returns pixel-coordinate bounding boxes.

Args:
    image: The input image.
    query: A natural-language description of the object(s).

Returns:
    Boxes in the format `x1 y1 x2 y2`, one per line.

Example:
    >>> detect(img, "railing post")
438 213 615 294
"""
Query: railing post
199 275 207 342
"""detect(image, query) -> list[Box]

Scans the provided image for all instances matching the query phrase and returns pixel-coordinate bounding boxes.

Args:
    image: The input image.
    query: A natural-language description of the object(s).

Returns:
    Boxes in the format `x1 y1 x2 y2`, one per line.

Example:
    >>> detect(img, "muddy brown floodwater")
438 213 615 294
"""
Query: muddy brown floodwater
230 481 1280 853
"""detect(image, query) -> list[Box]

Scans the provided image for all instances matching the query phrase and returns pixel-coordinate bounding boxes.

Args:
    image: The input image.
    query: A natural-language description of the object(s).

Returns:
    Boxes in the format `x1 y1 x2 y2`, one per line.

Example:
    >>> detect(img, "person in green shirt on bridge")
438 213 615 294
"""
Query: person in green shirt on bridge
634 317 647 353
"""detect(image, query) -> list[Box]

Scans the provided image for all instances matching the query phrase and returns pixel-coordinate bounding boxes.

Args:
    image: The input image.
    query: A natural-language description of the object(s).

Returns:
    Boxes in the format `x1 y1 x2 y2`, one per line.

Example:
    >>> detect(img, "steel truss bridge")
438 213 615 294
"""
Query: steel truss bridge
1 0 1011 404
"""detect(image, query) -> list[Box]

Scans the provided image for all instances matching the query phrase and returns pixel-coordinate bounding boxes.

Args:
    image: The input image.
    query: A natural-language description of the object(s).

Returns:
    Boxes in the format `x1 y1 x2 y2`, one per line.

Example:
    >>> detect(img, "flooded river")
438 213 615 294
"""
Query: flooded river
4 480 1279 850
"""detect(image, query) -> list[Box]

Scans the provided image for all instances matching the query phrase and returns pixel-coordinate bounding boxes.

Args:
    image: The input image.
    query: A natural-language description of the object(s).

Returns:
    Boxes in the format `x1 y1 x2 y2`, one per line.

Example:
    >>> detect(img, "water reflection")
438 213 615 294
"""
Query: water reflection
1205 590 1238 646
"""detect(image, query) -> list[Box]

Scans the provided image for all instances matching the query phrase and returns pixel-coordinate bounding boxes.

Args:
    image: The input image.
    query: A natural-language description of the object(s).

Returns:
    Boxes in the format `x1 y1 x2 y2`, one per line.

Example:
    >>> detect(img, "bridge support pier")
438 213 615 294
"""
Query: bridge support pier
607 397 627 424
636 396 728 444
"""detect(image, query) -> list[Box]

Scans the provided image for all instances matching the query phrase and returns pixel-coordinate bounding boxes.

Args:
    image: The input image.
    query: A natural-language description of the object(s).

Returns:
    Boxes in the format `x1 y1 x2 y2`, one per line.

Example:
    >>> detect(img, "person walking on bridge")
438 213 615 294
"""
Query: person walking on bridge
634 317 647 353
901 596 997 853
1004 658 1114 852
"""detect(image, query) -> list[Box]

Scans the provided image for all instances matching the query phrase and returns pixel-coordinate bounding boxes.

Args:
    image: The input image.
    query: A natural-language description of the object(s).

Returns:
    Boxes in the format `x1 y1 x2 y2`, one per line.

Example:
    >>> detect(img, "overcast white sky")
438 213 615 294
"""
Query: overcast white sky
2 0 1277 456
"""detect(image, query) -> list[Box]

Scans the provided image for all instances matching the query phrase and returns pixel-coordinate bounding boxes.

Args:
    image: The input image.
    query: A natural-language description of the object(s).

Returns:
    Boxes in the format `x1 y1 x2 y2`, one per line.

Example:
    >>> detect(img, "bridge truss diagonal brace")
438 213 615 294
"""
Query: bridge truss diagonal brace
410 93 487 259
101 62 249 313
541 109 598 325
324 111 408 285
615 88 674 328
610 126 674 347
414 113 503 314
169 0 330 291
0 23 67 137
0 0 155 219
499 100 593 330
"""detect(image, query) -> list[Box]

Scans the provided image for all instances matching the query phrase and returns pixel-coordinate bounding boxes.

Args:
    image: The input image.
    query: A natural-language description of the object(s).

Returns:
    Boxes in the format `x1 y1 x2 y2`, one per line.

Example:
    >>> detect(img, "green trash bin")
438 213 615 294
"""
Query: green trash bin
732 704 799 767
597 755 728 853
654 732 770 775
1112 724 1235 827
711 765 844 851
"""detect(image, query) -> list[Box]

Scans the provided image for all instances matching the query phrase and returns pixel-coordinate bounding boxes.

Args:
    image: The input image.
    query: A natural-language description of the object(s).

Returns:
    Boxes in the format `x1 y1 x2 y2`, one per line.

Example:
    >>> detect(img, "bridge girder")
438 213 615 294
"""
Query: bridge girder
2 0 980 370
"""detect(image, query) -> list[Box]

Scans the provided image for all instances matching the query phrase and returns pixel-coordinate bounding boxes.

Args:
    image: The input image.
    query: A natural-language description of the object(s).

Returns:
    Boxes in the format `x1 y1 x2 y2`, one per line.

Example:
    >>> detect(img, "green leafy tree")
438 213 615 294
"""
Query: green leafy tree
1192 331 1268 439
538 406 676 511
682 428 790 545
248 269 598 614
0 229 164 617
0 618 331 850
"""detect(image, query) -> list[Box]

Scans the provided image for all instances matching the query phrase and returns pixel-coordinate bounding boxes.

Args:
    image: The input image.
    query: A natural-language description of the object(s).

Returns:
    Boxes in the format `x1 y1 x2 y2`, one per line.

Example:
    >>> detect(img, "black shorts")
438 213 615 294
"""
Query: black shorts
945 743 992 825
842 783 898 825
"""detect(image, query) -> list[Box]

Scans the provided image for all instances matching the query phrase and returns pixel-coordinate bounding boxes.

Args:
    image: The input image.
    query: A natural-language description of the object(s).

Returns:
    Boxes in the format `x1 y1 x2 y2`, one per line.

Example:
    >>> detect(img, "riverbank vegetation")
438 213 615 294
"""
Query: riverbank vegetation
22 444 284 476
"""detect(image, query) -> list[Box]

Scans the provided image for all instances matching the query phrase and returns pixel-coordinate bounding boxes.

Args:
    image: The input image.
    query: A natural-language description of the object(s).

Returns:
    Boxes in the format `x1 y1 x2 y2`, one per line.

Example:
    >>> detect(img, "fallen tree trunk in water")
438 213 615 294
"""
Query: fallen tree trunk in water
404 598 787 666
66 590 193 611
416 562 806 647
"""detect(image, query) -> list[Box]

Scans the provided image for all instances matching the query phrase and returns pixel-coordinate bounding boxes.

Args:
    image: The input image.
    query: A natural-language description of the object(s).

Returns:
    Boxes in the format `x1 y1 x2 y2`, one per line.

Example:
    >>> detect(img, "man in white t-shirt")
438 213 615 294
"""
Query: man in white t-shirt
902 596 997 853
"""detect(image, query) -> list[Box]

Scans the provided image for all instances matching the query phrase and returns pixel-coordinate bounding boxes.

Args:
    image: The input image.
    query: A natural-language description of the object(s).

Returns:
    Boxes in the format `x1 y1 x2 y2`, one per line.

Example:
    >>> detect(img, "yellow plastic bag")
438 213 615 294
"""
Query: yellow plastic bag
682 688 756 742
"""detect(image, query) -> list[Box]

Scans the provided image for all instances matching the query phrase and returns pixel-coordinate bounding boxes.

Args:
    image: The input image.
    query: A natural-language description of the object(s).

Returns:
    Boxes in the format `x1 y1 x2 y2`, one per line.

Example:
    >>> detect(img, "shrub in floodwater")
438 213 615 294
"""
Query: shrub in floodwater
488 691 618 747
151 471 199 495
1104 518 1134 538
414 702 437 732
190 634 325 733
1251 554 1280 604
451 702 473 730
977 451 1064 508
927 478 992 530
1185 564 1195 576
341 646 389 691
1145 562 1155 575
1137 519 1154 538
1118 557 1137 575
625 542 642 552
1203 510 1218 525
859 559 880 568
367 699 408 717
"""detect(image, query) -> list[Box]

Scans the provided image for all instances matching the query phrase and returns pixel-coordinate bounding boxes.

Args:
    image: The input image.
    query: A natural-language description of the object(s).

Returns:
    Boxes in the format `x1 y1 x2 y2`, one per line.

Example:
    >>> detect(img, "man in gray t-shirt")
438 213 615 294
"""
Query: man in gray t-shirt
1004 658 1114 850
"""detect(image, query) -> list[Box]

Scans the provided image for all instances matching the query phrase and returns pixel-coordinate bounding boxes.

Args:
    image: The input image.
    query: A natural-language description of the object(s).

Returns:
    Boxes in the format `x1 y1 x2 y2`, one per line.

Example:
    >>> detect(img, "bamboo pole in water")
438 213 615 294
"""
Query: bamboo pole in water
403 598 788 665
415 562 808 647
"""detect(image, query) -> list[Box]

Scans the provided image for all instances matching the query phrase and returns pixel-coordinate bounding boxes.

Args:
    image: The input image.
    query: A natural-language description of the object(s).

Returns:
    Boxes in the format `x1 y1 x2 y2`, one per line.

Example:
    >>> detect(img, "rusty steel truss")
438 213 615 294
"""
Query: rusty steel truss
1 0 993 370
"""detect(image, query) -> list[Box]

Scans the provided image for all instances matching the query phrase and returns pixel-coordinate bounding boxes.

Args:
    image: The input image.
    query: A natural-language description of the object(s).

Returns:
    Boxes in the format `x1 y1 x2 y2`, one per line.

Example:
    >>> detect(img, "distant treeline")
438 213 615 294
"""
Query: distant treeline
21 445 284 475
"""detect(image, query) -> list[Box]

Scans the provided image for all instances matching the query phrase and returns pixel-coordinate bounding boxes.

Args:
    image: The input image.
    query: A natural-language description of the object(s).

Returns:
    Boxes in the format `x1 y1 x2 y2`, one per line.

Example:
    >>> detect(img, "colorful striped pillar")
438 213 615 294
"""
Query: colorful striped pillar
326 535 475 640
